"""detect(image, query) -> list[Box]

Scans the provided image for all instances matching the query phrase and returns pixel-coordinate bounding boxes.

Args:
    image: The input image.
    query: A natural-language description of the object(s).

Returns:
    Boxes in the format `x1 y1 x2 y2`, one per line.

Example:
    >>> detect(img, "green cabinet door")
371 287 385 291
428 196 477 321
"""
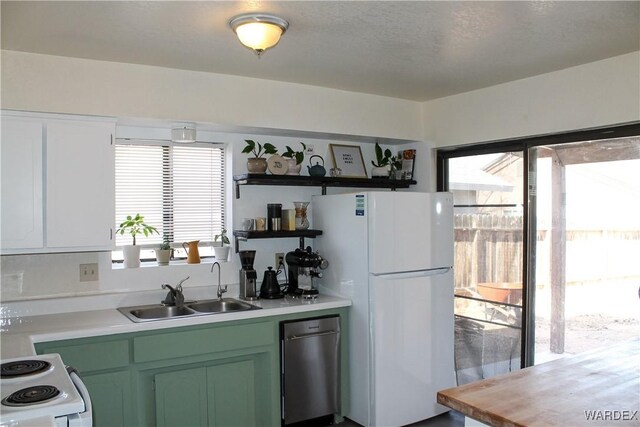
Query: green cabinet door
83 370 134 427
207 360 256 427
154 359 258 427
155 367 209 427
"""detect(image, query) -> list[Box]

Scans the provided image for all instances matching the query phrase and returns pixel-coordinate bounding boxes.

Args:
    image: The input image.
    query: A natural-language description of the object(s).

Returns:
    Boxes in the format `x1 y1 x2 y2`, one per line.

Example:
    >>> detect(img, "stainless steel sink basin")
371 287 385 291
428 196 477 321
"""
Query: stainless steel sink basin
118 299 261 323
187 298 259 313
129 305 195 319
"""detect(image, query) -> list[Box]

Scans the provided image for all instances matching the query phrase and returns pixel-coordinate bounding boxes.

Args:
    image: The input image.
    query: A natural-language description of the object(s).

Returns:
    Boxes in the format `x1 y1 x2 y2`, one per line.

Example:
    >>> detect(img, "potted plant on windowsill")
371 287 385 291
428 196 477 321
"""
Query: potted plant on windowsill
213 229 231 261
242 139 277 174
281 142 307 175
116 214 159 268
371 142 392 178
155 234 172 266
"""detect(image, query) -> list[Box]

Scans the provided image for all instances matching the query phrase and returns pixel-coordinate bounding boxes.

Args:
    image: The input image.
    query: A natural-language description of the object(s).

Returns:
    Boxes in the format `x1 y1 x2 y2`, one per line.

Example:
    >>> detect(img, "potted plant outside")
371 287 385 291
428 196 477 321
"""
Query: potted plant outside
116 214 159 268
213 229 231 261
242 139 277 174
371 142 392 178
281 142 307 175
155 234 172 266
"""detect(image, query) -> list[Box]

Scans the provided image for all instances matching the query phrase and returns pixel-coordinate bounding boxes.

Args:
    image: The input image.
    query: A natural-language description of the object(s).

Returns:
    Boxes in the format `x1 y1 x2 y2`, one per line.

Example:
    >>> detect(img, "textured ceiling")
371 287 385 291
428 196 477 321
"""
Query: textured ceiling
2 1 639 101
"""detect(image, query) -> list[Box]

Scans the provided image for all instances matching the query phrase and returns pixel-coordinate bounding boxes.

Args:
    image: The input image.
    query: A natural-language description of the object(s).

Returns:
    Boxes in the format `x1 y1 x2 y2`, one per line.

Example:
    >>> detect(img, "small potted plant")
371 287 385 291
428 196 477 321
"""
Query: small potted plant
116 214 158 268
281 142 307 175
371 142 392 178
390 154 404 180
213 228 231 261
155 234 172 266
242 139 277 174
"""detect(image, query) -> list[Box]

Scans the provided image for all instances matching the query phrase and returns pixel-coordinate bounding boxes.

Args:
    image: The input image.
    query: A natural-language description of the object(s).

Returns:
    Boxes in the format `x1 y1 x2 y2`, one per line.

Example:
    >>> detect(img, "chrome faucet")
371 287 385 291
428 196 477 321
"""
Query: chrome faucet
211 262 227 299
161 276 189 307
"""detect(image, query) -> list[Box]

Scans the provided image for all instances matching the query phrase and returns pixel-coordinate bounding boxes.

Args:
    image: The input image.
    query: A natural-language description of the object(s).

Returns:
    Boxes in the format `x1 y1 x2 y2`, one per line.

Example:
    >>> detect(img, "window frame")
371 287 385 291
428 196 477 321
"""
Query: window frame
113 137 227 263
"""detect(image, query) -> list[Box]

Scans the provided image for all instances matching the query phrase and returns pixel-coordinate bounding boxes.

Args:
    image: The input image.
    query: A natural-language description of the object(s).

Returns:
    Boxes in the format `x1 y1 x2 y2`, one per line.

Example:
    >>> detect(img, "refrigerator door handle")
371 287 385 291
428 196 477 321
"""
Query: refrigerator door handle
372 267 451 279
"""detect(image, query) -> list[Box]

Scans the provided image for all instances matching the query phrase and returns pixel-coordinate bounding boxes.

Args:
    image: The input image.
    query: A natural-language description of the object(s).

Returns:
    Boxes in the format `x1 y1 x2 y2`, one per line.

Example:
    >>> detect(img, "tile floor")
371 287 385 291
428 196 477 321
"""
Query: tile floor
336 410 465 427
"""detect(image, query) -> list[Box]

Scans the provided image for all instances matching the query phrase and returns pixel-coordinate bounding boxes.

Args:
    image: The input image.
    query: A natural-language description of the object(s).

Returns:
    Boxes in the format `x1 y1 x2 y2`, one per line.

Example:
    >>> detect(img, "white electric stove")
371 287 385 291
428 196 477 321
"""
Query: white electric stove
0 354 92 427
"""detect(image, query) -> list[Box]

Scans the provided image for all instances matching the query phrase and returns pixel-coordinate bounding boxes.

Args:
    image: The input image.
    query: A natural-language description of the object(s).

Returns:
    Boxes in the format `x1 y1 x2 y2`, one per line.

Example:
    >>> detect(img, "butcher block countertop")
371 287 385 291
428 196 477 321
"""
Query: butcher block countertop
437 339 640 427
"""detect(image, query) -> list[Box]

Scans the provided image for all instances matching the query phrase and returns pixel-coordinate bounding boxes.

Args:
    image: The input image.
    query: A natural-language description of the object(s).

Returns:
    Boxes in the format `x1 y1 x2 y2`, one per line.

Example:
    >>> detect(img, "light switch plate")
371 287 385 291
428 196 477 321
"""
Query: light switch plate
80 263 99 282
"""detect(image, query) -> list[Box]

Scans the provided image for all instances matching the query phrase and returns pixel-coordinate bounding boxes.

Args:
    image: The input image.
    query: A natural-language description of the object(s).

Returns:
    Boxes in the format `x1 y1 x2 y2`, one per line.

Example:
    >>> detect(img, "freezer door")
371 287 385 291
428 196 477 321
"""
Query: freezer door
368 192 453 274
370 269 455 426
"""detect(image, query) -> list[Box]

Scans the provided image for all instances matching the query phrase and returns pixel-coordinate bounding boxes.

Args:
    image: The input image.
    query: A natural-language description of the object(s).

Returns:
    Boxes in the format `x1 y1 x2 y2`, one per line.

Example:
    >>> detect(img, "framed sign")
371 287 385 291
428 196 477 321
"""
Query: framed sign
329 144 368 178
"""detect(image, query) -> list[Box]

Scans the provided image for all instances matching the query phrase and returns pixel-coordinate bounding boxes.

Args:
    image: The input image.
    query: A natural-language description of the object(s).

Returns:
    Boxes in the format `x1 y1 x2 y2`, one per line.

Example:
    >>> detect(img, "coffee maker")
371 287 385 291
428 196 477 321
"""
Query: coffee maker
285 247 328 297
238 250 258 301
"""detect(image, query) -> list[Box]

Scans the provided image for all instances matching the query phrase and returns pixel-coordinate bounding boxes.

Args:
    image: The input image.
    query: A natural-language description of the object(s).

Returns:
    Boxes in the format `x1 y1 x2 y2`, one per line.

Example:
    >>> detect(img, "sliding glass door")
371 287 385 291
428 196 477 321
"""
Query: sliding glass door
530 138 640 364
437 123 640 384
447 152 524 385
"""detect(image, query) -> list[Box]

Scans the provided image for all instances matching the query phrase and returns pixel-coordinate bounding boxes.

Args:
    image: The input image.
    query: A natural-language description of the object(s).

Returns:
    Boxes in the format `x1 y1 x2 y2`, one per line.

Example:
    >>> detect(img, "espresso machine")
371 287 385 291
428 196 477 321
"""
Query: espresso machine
238 250 258 301
285 246 329 297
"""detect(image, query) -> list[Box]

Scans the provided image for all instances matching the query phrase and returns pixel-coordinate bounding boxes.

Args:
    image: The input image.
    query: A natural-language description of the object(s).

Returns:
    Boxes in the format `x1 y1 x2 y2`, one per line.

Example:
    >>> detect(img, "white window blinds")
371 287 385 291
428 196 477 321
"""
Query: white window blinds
115 140 225 249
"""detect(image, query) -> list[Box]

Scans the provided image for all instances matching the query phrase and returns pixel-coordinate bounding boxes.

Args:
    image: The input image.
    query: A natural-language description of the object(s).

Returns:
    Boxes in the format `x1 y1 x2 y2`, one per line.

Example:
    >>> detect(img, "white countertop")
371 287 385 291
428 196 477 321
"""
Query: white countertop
1 293 351 359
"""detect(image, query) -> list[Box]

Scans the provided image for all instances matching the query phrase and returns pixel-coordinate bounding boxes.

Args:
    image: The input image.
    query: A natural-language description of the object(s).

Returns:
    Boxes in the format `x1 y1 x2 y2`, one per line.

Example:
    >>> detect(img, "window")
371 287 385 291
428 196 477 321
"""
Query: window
113 139 225 262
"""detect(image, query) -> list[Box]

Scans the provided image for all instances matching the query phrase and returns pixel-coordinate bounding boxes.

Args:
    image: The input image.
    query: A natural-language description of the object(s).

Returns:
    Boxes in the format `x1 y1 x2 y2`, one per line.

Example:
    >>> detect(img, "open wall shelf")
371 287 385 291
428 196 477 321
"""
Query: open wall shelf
232 229 323 253
233 174 416 198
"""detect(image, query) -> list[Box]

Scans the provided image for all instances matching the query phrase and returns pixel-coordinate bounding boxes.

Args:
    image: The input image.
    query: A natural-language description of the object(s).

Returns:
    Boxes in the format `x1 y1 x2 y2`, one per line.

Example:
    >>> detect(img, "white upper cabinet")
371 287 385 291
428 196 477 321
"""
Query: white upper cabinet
1 116 44 250
0 112 116 254
46 119 115 250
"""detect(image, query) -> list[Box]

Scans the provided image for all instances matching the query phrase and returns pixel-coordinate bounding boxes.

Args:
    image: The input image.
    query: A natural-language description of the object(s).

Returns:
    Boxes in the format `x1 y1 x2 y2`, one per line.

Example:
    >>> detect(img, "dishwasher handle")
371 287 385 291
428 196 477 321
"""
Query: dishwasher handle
287 330 339 341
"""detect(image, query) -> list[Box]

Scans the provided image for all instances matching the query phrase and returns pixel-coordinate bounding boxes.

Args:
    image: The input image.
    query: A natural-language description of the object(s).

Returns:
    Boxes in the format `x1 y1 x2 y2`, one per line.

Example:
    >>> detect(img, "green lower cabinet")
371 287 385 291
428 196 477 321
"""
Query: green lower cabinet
83 371 135 427
155 367 208 427
207 360 256 427
155 360 257 427
36 308 348 427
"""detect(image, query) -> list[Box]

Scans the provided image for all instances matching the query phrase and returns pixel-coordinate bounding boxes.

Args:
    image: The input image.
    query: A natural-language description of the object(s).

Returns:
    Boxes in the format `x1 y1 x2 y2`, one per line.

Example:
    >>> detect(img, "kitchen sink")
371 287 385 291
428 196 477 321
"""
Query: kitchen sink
118 299 261 323
187 298 258 313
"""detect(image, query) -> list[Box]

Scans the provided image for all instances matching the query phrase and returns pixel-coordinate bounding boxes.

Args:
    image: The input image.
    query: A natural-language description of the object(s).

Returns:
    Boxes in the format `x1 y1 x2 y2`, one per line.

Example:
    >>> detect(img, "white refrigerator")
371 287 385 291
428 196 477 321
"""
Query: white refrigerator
312 191 455 427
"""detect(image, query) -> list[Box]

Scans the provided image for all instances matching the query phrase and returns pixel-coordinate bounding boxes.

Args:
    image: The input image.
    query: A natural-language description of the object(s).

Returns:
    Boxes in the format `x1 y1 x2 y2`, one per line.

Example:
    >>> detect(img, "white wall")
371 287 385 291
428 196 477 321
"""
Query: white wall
0 50 423 142
423 51 640 147
4 50 638 305
0 50 432 305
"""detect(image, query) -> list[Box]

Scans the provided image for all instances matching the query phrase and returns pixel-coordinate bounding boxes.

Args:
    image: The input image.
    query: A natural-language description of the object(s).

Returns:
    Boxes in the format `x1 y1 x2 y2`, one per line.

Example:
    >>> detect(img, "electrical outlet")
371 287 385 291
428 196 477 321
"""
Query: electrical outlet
275 252 285 268
305 144 314 155
80 263 99 282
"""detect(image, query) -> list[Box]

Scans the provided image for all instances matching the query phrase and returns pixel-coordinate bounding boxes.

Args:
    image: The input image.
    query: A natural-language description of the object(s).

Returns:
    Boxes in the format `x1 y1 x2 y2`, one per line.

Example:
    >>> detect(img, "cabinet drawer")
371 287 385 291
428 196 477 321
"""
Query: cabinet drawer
133 322 274 363
39 340 130 372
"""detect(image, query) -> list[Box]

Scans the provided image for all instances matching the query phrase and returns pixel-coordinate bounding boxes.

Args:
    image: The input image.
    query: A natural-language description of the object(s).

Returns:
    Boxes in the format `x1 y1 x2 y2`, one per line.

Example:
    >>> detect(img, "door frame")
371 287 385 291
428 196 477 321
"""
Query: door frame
436 121 640 367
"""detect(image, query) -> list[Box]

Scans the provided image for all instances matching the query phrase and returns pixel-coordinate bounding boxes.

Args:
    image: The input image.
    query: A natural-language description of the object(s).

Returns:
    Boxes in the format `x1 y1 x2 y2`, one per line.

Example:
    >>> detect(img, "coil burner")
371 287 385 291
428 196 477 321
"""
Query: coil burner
0 360 52 379
2 385 61 407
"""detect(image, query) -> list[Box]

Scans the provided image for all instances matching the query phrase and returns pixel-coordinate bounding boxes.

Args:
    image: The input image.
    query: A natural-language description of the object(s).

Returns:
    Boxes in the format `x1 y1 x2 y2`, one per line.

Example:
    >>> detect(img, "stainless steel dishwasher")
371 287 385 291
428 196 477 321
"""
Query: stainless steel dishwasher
281 315 341 425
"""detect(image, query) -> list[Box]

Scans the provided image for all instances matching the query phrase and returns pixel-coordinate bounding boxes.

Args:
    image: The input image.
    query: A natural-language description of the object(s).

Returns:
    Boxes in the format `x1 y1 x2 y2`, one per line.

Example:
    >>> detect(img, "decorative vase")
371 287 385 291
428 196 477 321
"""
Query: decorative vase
213 246 231 262
182 240 201 264
247 158 268 174
285 158 302 175
293 201 310 230
123 245 141 268
155 249 171 266
371 165 391 179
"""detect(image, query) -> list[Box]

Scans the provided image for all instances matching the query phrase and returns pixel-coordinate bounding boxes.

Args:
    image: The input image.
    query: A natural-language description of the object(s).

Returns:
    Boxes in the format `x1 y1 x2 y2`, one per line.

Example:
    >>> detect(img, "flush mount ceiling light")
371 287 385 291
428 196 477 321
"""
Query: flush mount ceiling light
171 125 196 143
229 13 289 57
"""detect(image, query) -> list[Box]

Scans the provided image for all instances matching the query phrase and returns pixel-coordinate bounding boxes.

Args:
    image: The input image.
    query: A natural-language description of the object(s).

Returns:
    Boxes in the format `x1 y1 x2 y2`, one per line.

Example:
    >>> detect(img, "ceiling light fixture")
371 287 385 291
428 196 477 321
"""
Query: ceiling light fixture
171 125 196 143
229 13 289 57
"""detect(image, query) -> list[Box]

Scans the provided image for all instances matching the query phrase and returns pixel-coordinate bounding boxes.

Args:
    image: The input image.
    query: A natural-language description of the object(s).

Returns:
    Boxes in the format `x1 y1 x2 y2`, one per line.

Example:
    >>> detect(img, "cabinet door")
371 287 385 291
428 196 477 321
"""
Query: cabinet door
0 116 43 250
83 371 135 427
155 367 209 427
207 360 256 427
46 119 115 249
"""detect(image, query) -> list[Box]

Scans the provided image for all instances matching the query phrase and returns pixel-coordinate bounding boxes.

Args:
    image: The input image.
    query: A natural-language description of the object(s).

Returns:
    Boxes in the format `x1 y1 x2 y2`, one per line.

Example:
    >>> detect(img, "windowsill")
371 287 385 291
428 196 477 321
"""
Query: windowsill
111 258 229 270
